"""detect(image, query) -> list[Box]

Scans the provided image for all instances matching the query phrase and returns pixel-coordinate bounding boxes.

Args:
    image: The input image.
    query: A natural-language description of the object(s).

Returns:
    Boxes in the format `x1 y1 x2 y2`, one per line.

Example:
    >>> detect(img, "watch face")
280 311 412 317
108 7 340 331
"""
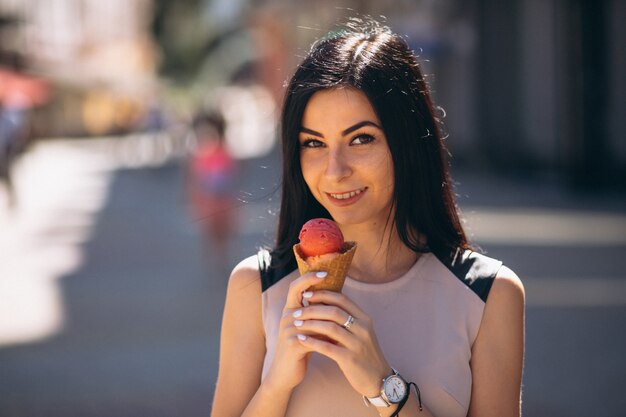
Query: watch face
384 375 407 403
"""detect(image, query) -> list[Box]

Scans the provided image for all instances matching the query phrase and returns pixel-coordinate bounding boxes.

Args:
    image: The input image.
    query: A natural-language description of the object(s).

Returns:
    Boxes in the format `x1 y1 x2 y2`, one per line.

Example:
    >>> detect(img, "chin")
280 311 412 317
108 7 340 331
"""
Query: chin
328 208 395 231
325 211 366 227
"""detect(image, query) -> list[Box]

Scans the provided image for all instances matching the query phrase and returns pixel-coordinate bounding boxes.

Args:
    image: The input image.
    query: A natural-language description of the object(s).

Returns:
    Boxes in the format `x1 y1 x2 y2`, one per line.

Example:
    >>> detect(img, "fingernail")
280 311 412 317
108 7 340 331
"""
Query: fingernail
297 334 307 341
293 309 302 318
302 298 309 307
316 271 328 278
302 291 313 299
294 320 304 327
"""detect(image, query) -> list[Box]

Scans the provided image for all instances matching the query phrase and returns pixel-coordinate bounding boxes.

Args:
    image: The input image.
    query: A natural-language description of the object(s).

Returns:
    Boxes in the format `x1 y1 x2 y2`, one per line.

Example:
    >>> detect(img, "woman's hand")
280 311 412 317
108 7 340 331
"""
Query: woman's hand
262 271 330 392
293 290 392 398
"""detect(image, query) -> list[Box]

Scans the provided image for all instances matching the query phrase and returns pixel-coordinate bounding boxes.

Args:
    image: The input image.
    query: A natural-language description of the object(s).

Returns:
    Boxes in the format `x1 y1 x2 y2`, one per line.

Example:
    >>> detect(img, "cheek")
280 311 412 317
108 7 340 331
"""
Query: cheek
386 161 395 189
377 153 395 189
379 159 396 201
299 156 320 193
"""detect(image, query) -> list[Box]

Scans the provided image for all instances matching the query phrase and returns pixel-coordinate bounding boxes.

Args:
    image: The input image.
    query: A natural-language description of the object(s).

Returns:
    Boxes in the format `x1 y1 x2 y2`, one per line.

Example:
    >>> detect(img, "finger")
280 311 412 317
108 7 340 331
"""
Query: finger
293 304 361 348
306 290 368 320
293 317 359 350
295 304 353 330
295 332 347 361
285 271 328 309
300 292 370 340
278 314 315 355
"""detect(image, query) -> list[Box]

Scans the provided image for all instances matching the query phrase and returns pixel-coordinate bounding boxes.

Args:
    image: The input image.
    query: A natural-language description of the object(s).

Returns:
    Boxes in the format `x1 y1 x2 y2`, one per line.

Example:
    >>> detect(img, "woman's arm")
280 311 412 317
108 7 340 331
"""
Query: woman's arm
210 256 270 417
212 256 294 417
211 257 334 417
468 266 526 417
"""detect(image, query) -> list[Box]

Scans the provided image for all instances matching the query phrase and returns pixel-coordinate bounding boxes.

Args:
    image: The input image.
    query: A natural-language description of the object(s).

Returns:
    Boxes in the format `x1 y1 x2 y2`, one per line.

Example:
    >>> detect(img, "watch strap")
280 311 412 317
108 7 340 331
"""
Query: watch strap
390 381 423 417
363 395 391 407
362 368 404 408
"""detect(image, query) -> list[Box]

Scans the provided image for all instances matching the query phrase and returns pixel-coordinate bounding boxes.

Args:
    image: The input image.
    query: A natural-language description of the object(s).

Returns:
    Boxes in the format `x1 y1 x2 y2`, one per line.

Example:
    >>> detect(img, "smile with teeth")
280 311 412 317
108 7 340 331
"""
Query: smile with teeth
329 188 367 200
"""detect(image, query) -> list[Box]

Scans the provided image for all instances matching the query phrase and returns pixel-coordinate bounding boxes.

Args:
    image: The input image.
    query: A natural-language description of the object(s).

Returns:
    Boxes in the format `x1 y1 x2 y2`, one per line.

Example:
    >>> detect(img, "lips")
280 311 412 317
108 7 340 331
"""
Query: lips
326 187 367 205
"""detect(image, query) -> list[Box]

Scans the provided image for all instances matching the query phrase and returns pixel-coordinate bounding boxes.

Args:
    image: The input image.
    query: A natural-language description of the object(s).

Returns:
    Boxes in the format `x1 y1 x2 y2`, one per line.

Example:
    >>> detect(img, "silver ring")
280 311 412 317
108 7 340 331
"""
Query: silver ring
342 315 355 330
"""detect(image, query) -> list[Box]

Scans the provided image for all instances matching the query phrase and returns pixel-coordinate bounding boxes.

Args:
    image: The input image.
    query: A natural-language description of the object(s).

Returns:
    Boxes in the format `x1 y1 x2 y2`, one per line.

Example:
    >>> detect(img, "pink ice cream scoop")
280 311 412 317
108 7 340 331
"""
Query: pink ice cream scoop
298 218 344 258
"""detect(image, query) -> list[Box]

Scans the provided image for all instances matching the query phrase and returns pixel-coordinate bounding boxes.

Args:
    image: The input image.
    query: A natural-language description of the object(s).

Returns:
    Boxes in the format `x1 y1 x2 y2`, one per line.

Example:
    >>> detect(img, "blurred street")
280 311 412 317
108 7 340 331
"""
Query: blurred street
1 136 626 417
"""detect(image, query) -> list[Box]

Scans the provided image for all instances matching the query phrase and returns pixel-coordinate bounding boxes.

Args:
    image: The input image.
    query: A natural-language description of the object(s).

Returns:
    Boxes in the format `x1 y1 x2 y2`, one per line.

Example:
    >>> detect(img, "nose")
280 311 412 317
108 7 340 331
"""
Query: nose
324 146 352 182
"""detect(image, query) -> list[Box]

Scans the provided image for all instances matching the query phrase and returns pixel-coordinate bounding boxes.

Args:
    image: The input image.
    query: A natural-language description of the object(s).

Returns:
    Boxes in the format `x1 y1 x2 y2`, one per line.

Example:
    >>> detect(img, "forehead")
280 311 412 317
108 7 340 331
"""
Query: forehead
301 88 380 129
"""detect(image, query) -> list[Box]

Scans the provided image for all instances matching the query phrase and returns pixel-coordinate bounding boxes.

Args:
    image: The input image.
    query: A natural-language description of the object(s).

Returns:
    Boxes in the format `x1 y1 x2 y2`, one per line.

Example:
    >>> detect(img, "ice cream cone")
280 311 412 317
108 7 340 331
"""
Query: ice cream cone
293 241 357 292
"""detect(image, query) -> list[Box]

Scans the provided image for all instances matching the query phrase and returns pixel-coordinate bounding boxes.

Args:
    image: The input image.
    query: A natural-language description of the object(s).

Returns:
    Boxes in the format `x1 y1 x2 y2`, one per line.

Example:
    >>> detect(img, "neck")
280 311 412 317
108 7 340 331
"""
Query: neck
340 221 420 284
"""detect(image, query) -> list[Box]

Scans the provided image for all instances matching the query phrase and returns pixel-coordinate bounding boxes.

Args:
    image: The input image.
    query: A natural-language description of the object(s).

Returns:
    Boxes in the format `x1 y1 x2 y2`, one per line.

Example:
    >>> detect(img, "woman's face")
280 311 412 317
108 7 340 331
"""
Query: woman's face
299 87 395 228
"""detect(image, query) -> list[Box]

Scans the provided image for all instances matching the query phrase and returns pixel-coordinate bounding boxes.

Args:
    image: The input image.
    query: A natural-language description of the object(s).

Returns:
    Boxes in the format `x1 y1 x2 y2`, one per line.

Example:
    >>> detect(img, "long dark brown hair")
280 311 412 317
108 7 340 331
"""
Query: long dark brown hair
272 19 470 273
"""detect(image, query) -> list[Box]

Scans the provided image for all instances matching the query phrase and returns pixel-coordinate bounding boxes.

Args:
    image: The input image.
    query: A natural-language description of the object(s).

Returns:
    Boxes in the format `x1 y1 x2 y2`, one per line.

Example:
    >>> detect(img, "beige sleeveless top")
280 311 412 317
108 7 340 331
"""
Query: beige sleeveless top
260 250 502 417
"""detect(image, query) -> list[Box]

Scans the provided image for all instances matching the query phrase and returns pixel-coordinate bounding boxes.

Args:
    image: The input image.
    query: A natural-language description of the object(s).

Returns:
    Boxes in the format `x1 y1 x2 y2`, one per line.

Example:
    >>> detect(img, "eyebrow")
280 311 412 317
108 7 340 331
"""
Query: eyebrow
300 120 382 138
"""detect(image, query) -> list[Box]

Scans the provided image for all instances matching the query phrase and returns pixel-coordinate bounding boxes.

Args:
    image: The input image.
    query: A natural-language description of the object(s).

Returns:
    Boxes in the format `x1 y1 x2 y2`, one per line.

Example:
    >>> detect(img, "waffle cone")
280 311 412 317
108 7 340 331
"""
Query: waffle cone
293 242 357 292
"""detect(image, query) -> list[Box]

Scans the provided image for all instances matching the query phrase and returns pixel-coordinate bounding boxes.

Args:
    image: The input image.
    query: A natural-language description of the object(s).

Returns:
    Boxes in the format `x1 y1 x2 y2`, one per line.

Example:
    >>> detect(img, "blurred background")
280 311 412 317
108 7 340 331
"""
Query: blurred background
0 1 624 416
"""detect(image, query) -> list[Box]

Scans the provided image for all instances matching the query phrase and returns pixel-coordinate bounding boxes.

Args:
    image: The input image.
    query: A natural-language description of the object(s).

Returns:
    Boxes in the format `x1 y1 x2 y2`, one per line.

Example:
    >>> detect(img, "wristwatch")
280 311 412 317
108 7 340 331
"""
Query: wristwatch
363 368 408 408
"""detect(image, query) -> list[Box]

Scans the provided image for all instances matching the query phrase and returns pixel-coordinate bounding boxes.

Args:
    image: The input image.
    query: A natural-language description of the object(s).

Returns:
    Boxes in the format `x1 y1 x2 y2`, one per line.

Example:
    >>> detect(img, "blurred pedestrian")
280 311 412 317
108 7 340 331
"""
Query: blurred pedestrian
0 88 29 208
185 110 238 267
211 18 525 417
0 62 51 208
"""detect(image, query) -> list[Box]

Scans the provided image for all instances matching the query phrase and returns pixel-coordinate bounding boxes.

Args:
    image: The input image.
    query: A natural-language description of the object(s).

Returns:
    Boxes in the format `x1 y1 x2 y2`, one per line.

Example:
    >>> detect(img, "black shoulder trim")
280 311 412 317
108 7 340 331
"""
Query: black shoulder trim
257 249 297 292
434 248 503 303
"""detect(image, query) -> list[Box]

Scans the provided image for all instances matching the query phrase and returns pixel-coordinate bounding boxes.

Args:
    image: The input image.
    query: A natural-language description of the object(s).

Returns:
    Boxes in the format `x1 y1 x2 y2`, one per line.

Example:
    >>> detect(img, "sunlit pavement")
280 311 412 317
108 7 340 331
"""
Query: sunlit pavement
0 137 625 416
0 140 116 346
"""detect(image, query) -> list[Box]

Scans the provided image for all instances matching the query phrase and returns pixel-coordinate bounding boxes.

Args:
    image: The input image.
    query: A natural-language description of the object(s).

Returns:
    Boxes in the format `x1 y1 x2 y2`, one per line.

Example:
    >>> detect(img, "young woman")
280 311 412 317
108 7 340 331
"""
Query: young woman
211 19 524 417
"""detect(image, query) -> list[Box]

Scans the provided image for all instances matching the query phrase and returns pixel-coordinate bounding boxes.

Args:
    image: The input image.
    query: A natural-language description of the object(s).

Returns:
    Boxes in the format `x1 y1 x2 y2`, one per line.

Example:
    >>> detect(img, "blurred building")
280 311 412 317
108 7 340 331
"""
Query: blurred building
162 0 625 187
1 0 624 185
467 0 625 189
0 0 160 136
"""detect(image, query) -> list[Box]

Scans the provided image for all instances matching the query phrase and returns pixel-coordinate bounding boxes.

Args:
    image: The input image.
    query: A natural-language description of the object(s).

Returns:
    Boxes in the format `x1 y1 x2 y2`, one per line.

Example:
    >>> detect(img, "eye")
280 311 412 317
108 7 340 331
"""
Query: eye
351 133 376 145
301 138 325 148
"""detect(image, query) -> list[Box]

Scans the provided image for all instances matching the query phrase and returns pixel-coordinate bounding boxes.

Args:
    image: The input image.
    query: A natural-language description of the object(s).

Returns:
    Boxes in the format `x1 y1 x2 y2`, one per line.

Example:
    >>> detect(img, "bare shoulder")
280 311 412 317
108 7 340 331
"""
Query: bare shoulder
227 255 262 292
222 254 264 339
490 265 525 306
223 254 264 334
469 265 525 416
212 255 266 416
